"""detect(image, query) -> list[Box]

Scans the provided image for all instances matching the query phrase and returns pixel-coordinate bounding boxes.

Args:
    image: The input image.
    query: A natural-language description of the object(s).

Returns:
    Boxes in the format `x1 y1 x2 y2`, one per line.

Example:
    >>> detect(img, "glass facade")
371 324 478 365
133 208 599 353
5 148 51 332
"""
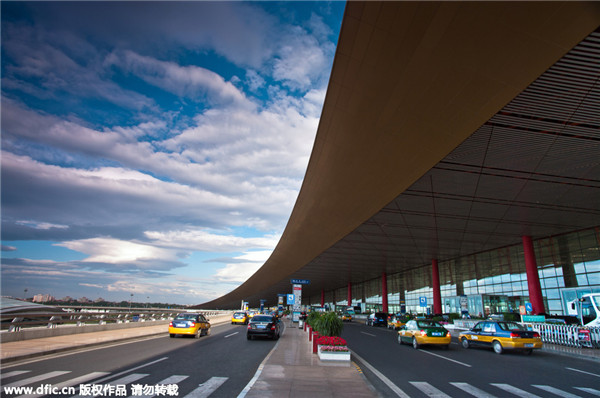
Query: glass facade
334 227 600 316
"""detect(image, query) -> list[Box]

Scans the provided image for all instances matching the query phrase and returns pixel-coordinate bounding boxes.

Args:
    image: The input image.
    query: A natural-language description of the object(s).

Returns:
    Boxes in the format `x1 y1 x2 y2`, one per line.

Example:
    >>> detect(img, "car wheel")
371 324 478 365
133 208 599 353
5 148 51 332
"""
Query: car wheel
525 349 533 355
205 328 211 336
412 337 420 349
195 329 201 339
461 338 470 349
397 335 403 345
169 334 175 338
247 334 252 340
493 340 504 354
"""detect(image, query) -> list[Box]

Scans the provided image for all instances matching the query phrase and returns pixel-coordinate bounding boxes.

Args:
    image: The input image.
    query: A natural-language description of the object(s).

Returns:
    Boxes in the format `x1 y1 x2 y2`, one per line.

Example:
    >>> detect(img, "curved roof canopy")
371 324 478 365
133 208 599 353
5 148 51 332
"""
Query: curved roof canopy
198 2 600 309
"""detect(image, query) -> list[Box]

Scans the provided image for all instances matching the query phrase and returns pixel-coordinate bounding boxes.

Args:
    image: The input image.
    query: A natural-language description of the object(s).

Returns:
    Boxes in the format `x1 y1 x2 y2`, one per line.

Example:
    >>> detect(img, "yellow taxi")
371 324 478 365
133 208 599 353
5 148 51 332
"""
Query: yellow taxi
169 313 210 338
231 311 249 325
341 312 353 322
398 319 451 349
387 314 407 330
459 321 542 354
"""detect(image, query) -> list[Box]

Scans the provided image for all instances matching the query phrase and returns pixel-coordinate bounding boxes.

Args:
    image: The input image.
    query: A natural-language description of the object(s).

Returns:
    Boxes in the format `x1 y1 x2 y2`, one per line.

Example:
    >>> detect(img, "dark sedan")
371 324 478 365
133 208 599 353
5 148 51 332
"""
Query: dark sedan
366 312 388 327
247 314 284 340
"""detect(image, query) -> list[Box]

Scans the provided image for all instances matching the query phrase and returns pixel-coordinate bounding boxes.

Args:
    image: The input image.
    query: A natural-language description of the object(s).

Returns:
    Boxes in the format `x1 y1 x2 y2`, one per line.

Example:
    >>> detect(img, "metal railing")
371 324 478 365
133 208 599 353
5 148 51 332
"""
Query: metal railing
2 308 229 332
528 323 600 349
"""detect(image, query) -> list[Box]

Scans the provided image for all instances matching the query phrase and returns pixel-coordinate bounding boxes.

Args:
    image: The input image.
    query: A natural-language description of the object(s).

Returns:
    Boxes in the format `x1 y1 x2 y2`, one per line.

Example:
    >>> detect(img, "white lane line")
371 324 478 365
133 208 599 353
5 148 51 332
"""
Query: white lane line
16 372 110 398
567 367 600 378
574 387 600 396
532 385 582 398
491 383 542 398
3 370 71 388
92 356 168 385
450 382 498 397
237 327 284 398
183 377 228 398
351 352 410 398
418 349 471 367
360 332 377 337
224 332 239 338
410 382 452 397
0 370 31 380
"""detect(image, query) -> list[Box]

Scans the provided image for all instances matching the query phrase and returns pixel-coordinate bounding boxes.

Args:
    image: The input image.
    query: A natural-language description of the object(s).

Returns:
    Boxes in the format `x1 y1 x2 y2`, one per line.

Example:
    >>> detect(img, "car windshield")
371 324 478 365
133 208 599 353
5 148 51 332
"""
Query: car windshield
417 321 442 328
252 316 273 322
174 314 196 320
234 312 245 316
498 322 526 331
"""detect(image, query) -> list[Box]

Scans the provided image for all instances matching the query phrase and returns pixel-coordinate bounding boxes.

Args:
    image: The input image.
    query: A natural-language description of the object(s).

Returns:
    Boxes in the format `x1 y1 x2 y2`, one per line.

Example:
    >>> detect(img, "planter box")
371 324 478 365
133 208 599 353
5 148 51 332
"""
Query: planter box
317 345 351 361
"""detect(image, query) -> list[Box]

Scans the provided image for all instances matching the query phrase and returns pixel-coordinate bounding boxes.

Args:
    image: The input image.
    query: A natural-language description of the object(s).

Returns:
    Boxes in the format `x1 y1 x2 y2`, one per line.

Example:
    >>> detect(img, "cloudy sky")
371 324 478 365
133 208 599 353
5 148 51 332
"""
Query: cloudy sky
1 1 345 305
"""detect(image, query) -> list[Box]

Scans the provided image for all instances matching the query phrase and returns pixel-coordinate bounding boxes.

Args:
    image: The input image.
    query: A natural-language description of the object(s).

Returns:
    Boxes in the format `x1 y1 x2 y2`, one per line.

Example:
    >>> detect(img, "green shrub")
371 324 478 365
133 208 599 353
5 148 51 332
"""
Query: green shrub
306 311 322 328
314 311 343 337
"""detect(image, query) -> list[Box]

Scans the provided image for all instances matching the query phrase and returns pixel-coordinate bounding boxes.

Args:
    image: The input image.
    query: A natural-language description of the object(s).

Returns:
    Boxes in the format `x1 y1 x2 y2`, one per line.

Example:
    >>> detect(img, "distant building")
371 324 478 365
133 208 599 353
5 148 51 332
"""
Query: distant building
94 297 105 303
77 297 91 303
32 294 55 303
61 296 74 302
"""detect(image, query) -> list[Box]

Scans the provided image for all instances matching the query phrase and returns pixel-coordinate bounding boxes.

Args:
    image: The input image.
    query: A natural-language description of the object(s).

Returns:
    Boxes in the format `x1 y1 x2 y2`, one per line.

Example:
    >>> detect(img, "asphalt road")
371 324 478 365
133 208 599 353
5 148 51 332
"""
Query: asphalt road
1 322 279 398
341 321 600 397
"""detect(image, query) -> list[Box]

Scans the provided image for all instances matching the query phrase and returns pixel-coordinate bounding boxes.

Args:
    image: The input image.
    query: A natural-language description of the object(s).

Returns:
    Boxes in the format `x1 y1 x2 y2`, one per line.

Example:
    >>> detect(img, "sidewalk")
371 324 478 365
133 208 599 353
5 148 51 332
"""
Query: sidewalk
242 323 376 398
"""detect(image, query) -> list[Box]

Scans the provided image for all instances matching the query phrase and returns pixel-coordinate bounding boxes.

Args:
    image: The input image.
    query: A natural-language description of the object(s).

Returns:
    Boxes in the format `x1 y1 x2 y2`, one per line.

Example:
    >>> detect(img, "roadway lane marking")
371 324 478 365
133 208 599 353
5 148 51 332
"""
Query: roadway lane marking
2 370 71 388
224 332 239 338
16 372 110 398
92 357 168 385
360 332 377 337
567 367 600 378
574 387 600 396
418 349 471 367
491 383 542 398
450 382 498 397
0 370 31 380
533 385 583 398
351 352 410 398
410 382 452 397
183 377 228 398
237 329 284 398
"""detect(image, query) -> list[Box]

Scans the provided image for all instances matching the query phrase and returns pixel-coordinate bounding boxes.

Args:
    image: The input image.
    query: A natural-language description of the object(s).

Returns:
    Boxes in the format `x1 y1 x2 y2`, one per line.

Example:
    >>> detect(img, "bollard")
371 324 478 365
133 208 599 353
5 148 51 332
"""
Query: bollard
308 326 313 341
312 332 319 353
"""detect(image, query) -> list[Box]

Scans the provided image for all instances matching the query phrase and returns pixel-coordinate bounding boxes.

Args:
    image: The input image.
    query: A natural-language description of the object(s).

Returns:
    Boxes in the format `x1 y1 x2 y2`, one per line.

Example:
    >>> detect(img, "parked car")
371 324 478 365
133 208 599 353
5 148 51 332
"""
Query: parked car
366 312 388 327
169 313 210 338
397 319 451 349
247 314 283 340
231 311 249 325
459 321 542 354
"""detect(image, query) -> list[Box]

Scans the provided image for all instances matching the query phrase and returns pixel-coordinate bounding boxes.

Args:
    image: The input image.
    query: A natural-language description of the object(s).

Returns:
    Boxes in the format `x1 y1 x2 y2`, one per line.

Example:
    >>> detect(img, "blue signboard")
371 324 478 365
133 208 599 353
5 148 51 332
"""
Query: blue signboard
287 294 295 305
525 303 533 312
419 296 427 307
291 279 310 285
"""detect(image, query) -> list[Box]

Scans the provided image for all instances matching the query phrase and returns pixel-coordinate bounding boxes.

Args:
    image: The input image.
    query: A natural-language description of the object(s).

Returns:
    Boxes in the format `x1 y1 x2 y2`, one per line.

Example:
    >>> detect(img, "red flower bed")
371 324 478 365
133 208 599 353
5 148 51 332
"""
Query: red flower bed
315 336 347 346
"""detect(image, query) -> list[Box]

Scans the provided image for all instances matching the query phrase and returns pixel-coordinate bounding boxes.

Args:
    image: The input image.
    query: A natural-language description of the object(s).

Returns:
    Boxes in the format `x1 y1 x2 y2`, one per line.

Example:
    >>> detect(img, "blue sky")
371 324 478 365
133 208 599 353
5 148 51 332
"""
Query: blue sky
1 1 345 305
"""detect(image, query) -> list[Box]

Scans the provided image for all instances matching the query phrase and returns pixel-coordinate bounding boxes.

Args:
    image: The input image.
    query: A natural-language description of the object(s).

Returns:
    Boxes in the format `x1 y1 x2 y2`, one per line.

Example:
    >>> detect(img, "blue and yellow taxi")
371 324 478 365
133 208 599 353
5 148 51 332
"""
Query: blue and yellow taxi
231 311 249 325
459 320 542 354
341 312 353 322
398 319 451 349
169 313 210 338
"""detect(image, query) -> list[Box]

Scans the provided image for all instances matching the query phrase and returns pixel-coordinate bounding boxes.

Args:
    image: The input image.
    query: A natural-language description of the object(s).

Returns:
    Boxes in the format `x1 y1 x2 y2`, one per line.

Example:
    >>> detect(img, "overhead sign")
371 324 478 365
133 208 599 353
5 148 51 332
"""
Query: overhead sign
419 296 427 307
291 279 310 285
287 294 295 305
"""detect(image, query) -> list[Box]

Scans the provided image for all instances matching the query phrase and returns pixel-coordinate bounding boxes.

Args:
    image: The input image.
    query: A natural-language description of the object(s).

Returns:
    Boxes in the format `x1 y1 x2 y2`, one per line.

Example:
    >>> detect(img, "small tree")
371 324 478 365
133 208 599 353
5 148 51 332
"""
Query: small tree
306 311 322 328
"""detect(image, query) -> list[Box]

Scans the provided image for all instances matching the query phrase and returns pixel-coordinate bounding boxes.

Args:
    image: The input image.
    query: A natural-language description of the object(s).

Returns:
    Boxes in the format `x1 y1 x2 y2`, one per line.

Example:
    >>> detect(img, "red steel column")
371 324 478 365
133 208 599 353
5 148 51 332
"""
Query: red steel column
523 236 546 314
321 289 325 308
382 272 388 313
432 259 442 315
347 283 352 307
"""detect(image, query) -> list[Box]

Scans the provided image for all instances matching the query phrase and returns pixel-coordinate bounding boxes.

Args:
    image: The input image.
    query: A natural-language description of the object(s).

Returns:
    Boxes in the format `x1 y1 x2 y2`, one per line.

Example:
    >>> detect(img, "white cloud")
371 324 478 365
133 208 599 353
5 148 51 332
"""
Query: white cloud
57 238 180 265
144 230 279 252
16 221 69 230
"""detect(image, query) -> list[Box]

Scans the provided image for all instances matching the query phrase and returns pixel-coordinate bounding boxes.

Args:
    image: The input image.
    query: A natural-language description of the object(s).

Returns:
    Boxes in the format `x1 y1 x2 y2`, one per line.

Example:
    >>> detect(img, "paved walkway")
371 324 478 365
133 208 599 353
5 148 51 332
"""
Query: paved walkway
242 323 375 398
